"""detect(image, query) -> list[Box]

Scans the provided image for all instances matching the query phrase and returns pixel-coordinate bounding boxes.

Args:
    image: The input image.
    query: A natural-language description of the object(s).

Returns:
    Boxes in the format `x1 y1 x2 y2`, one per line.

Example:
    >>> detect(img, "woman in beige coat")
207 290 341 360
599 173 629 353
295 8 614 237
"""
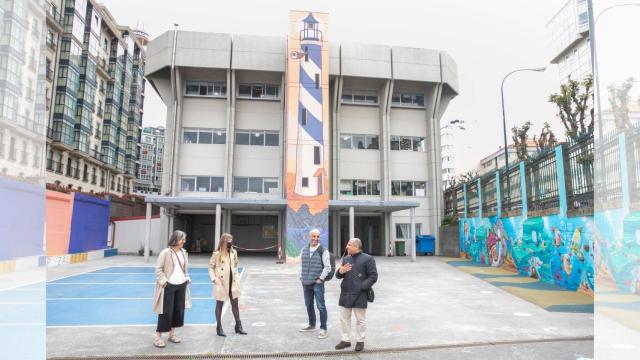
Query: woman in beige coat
208 233 247 336
153 230 192 348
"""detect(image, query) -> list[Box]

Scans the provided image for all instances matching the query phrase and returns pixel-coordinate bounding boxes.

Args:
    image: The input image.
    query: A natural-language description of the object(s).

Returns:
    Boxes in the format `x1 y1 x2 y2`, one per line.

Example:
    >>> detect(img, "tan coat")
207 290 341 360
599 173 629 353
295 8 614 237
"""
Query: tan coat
208 248 241 301
153 248 193 315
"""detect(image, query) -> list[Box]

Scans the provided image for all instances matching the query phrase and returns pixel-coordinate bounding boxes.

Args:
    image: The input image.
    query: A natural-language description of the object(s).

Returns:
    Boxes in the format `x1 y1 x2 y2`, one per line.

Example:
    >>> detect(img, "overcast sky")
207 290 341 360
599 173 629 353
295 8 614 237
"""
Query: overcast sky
101 0 600 174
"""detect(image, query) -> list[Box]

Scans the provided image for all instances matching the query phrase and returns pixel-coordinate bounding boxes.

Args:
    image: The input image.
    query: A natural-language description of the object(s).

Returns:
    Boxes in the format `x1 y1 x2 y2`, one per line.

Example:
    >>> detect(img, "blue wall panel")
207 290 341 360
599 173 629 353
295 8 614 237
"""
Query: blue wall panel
68 193 110 253
0 178 45 261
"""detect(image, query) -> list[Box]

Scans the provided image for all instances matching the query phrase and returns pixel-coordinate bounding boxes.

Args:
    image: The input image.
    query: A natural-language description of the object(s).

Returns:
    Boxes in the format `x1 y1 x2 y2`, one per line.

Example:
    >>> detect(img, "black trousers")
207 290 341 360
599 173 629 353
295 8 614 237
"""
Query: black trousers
156 282 187 333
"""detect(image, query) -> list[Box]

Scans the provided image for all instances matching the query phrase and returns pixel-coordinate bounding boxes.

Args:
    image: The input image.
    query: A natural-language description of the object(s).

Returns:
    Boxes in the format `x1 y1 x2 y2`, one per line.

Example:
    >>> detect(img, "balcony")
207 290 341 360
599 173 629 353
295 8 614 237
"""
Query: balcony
46 2 63 30
46 67 54 81
46 159 64 174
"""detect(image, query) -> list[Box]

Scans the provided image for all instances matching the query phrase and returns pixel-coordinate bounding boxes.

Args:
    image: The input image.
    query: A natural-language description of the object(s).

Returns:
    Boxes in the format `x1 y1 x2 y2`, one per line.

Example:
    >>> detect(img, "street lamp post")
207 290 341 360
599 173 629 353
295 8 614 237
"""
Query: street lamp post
500 67 546 211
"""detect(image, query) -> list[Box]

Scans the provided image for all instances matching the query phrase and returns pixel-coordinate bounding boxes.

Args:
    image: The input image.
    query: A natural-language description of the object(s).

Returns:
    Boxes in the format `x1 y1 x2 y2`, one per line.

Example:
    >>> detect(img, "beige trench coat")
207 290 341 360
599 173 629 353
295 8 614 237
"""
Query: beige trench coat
208 249 241 301
153 248 193 315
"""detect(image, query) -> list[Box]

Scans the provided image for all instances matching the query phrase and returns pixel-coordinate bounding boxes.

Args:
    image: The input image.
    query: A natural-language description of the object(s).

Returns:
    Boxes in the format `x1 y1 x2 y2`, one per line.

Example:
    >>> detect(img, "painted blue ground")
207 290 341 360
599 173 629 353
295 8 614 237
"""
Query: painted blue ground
0 284 46 359
46 266 244 327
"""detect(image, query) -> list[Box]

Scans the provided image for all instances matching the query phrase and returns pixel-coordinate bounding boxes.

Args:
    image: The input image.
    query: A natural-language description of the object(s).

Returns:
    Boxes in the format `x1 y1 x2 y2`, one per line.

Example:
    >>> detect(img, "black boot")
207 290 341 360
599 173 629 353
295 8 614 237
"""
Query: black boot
235 320 247 335
216 324 226 337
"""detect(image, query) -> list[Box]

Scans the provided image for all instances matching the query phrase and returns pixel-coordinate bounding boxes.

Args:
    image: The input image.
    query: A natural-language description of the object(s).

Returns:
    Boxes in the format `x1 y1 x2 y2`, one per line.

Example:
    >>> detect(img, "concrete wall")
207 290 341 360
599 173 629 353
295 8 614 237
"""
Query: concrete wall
46 191 74 256
113 216 162 255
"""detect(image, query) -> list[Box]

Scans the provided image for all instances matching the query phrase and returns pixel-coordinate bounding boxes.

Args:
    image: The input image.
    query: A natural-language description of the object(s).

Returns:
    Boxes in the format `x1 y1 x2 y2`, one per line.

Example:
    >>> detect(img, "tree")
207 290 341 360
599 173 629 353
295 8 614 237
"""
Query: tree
511 121 532 161
457 170 478 184
549 75 594 141
533 122 558 153
607 77 634 131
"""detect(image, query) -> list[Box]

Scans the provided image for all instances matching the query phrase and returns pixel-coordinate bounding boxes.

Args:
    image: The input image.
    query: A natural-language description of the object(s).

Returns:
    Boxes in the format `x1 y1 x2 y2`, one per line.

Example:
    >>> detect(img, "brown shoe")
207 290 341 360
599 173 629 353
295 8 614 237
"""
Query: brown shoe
335 341 351 350
355 342 364 351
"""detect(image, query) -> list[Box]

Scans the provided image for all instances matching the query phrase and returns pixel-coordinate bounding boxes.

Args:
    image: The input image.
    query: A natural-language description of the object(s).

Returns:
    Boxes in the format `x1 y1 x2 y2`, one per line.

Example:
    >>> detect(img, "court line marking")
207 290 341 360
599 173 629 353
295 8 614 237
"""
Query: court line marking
47 266 111 283
47 297 214 301
0 322 46 326
47 282 213 285
47 323 215 329
0 302 45 305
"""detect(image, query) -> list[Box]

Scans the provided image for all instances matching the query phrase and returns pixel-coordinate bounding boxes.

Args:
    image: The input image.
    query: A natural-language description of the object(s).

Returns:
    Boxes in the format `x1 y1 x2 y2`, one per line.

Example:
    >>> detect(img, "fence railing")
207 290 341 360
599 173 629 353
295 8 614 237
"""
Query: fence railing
595 134 622 209
628 130 640 210
444 135 601 219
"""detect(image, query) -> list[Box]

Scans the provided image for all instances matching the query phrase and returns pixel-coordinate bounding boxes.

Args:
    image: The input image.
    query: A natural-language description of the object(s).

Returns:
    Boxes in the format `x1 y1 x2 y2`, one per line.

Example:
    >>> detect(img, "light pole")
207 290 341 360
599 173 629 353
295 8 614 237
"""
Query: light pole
588 1 640 139
500 67 546 210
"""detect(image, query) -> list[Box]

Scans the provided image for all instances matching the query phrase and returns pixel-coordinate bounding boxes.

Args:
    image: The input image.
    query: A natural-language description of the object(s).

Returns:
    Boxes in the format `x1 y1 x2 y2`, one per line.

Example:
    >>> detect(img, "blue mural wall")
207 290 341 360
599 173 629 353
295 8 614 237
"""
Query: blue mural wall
68 193 111 253
460 214 595 292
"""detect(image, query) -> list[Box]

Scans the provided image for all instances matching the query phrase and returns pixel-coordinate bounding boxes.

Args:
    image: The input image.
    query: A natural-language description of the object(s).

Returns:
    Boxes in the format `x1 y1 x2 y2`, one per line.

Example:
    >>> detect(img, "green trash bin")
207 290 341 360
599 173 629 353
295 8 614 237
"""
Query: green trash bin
395 241 406 256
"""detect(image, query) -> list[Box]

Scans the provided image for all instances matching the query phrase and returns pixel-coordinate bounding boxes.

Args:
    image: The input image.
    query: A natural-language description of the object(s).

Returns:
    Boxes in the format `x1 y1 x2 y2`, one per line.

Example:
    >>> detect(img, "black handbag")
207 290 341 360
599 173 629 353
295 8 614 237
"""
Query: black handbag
367 288 375 303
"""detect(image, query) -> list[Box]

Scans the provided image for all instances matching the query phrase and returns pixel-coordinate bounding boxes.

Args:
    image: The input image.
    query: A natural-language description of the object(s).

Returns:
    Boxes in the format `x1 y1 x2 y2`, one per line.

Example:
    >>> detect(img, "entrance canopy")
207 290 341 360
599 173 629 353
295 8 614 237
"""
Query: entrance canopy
145 196 420 213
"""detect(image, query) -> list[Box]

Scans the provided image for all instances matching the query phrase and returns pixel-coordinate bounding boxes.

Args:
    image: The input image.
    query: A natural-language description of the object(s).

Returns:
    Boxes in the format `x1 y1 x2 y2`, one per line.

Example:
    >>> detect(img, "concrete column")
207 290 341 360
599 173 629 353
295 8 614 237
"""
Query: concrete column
331 212 340 256
381 79 393 201
495 171 502 218
619 134 630 212
410 207 416 262
519 161 528 218
215 204 221 250
144 202 152 263
277 211 284 263
477 178 483 217
349 206 355 240
555 145 568 217
225 70 237 197
336 213 342 255
332 76 343 199
463 183 468 218
384 212 392 256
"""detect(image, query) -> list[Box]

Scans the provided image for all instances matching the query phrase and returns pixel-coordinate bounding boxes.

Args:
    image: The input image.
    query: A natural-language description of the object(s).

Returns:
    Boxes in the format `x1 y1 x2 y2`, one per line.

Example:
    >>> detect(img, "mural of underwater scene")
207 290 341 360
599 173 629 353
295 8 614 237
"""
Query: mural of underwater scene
595 209 640 293
460 214 594 293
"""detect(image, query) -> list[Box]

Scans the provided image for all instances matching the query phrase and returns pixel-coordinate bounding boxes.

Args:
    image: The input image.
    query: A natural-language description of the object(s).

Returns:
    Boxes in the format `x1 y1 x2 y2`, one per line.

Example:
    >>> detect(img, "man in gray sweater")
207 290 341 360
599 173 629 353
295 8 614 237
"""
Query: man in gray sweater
299 228 332 339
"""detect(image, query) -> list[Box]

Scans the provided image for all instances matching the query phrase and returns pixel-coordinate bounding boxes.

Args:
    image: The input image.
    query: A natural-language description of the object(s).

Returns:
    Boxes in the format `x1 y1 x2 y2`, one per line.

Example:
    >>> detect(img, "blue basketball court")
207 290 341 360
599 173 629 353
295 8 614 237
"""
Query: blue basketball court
46 266 244 327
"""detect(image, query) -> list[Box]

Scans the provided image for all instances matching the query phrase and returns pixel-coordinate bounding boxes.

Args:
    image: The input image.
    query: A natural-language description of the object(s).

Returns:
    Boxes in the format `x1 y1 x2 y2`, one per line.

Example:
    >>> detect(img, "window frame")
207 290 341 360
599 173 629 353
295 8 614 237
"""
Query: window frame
237 82 280 100
184 80 227 98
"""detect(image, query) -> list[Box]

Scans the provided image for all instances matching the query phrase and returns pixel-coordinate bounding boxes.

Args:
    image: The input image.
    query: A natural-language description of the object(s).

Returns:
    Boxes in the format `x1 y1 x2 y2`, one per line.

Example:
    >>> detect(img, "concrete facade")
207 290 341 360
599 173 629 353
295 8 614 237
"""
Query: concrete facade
144 28 458 258
547 0 591 82
134 126 164 194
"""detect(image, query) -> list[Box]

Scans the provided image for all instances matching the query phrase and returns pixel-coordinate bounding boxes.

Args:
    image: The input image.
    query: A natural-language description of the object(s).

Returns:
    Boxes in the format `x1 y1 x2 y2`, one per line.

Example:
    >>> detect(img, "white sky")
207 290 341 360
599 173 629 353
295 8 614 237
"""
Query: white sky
99 0 628 175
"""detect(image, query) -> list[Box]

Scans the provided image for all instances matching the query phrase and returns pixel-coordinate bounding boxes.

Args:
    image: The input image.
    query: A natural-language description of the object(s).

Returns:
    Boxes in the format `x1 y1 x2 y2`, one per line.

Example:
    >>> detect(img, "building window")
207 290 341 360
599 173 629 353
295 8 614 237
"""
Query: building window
340 134 379 150
314 146 320 165
235 130 279 147
395 223 422 239
185 80 227 97
237 83 280 100
301 177 309 188
390 136 425 152
391 92 425 107
339 179 380 196
233 177 279 194
341 89 378 105
182 128 226 144
391 181 427 197
180 176 224 192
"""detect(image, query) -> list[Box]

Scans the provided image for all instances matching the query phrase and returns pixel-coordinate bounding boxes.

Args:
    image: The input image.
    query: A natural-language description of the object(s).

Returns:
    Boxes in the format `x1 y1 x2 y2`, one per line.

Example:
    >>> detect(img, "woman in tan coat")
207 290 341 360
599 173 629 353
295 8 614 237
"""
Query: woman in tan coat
153 230 192 348
208 233 247 336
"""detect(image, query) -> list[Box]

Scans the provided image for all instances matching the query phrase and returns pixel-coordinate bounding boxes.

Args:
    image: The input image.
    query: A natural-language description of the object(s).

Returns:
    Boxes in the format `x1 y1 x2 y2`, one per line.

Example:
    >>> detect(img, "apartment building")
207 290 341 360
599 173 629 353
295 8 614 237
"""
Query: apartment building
476 141 539 177
134 125 164 194
547 0 591 82
44 0 145 195
143 15 458 259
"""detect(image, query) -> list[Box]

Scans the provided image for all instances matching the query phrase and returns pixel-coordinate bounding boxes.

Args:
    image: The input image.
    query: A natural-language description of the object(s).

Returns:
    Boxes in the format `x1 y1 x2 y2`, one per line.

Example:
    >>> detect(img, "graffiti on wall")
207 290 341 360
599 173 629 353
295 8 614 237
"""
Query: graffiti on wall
595 209 640 293
284 11 331 261
460 214 595 293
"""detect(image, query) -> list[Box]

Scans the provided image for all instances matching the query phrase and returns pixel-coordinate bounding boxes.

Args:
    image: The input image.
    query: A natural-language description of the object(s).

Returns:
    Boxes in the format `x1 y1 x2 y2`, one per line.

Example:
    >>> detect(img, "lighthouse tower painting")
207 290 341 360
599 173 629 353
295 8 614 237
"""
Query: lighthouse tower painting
285 11 330 262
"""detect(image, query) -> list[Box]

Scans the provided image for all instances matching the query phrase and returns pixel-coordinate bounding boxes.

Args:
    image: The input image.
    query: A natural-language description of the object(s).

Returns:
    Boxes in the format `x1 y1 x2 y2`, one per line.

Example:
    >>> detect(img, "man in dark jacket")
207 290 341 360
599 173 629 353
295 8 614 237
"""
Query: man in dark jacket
334 238 378 352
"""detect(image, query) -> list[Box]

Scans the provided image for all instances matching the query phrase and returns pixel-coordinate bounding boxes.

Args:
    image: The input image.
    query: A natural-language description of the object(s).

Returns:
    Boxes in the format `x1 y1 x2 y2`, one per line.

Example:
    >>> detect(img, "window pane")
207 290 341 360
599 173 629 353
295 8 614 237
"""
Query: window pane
339 180 352 195
249 177 263 192
199 84 207 96
180 177 195 192
357 180 367 195
264 179 278 194
391 181 400 195
367 136 379 149
212 131 226 144
391 95 400 104
186 82 198 95
250 131 265 146
196 176 210 192
415 223 422 236
252 84 264 98
371 181 380 195
396 224 409 239
341 94 352 103
401 93 412 104
340 135 352 149
390 136 400 150
265 132 279 146
412 137 424 152
239 84 251 96
234 177 248 192
414 181 426 197
366 180 372 195
235 132 250 145
183 130 197 144
211 177 224 192
401 181 413 196
400 137 412 150
314 146 321 165
266 85 279 97
353 94 366 102
198 130 212 144
353 135 366 149
415 94 425 106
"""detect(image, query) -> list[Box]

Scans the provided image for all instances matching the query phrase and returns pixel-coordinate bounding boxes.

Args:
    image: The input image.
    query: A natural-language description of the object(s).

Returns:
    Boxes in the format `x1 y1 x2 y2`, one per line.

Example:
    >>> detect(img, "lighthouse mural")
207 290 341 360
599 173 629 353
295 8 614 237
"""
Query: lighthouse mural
285 11 330 261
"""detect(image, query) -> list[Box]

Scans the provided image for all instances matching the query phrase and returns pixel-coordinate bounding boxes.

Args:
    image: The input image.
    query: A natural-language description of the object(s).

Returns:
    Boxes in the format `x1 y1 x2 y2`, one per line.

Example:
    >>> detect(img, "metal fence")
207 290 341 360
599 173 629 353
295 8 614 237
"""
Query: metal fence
628 130 640 209
595 134 622 209
481 174 497 217
444 136 598 219
565 137 594 216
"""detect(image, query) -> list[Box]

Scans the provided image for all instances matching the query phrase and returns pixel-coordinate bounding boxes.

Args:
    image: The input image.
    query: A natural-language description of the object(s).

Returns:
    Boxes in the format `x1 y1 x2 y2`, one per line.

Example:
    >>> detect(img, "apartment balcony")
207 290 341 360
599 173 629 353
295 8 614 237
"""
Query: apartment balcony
91 175 97 185
46 2 64 32
46 159 64 174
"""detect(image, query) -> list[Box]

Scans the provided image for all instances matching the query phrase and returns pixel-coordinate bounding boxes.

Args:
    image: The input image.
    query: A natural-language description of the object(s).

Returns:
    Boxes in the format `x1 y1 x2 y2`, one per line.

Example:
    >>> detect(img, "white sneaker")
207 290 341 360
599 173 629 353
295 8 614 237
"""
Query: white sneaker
299 325 316 332
318 330 328 339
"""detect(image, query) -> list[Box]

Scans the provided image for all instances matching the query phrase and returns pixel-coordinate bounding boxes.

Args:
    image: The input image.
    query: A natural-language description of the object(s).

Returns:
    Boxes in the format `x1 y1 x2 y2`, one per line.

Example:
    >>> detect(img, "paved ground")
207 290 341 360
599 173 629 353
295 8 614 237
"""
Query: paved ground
44 254 595 359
